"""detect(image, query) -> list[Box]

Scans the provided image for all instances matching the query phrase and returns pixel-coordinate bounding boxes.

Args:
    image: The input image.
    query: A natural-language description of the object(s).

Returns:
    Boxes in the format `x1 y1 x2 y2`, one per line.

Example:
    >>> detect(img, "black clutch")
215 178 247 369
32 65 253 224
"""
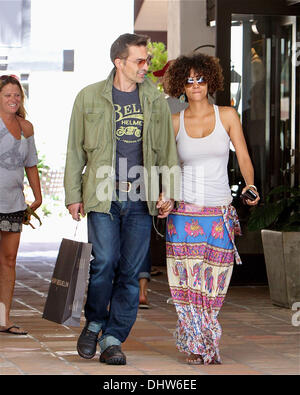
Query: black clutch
240 189 257 203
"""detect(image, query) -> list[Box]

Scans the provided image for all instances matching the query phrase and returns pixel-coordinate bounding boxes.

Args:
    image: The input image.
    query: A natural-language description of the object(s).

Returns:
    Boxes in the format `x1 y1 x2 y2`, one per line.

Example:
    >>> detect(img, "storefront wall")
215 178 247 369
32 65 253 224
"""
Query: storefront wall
167 0 215 58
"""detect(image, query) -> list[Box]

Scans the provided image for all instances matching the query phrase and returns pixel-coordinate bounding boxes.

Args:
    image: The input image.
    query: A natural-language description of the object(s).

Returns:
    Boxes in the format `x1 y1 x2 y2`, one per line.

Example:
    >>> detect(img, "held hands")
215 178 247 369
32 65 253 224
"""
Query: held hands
67 202 85 221
241 186 260 206
156 193 174 218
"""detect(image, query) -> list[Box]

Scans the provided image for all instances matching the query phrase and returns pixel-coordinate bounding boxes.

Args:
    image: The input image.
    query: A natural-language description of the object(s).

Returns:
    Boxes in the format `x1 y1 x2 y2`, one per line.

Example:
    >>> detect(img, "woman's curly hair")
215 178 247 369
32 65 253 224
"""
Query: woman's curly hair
163 53 224 98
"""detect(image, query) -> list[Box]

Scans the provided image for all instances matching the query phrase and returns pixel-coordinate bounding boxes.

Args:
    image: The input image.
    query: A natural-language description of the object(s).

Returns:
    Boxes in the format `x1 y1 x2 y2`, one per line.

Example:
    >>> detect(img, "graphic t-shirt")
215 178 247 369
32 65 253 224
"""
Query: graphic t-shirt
112 85 144 181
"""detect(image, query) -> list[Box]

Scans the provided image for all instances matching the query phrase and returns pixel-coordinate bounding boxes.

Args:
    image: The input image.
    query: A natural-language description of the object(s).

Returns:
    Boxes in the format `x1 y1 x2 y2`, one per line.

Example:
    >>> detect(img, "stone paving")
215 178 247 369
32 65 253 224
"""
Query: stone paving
0 241 299 376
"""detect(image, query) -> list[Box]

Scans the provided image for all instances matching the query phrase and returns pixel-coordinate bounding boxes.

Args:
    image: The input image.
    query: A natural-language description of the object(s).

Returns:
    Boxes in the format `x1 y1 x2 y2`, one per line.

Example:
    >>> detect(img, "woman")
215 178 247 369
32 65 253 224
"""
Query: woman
0 75 42 335
162 54 260 364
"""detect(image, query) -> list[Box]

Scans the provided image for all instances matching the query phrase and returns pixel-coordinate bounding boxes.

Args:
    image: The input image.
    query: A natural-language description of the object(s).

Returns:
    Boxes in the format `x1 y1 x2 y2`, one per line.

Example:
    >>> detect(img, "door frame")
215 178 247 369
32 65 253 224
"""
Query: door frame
215 0 300 187
215 0 299 104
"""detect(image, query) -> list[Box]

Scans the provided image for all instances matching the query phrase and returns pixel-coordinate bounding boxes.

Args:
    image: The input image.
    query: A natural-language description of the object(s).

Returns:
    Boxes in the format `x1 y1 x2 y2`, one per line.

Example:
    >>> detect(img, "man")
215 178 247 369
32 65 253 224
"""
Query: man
64 33 179 365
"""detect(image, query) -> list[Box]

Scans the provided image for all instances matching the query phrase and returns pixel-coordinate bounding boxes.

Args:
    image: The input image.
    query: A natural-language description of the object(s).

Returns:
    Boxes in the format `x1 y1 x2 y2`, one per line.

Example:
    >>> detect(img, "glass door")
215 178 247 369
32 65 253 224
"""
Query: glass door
277 22 295 187
229 14 297 202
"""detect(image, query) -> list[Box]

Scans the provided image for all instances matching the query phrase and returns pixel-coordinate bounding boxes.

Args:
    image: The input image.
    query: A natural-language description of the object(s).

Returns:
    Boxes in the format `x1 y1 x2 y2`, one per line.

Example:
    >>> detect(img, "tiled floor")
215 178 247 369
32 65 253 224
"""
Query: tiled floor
0 242 299 375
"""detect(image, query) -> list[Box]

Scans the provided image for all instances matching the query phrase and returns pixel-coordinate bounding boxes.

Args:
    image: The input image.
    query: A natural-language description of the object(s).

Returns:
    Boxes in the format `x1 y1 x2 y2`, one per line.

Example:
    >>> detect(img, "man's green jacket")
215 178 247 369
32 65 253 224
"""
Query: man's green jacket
64 70 180 216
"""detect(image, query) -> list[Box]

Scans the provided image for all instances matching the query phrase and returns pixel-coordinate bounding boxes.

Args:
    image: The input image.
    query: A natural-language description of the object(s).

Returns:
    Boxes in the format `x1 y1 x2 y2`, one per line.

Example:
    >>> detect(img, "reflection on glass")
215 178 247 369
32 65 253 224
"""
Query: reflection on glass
279 27 293 184
230 15 267 202
229 14 295 207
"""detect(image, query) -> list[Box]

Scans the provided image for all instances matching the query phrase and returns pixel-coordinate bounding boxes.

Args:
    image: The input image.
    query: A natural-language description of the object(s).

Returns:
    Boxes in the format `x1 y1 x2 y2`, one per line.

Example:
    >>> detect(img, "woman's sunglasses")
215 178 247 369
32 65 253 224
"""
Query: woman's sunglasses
185 76 206 85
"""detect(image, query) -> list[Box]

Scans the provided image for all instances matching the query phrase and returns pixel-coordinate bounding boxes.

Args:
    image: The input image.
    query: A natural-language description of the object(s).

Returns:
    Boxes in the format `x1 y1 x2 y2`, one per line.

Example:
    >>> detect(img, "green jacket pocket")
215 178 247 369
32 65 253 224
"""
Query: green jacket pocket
83 113 104 150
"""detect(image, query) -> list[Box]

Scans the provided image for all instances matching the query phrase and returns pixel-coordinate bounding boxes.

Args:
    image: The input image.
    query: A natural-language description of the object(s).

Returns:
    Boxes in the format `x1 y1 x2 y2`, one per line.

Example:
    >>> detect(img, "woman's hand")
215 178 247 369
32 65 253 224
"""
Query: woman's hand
241 186 260 206
156 193 174 218
30 198 42 212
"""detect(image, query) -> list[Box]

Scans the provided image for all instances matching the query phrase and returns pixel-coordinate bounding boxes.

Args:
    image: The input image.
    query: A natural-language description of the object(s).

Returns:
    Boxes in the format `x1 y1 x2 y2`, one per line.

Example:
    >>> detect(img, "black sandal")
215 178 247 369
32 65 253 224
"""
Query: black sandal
0 325 28 335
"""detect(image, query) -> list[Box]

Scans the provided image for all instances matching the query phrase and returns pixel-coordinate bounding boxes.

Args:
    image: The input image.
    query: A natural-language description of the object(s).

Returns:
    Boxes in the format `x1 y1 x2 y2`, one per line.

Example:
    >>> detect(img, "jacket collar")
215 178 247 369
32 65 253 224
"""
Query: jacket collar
101 68 161 103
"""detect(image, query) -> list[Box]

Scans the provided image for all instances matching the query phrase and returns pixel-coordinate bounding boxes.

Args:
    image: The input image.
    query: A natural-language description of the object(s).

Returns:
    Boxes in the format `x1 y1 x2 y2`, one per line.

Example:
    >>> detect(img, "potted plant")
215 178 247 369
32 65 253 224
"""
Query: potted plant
147 41 168 91
248 185 300 308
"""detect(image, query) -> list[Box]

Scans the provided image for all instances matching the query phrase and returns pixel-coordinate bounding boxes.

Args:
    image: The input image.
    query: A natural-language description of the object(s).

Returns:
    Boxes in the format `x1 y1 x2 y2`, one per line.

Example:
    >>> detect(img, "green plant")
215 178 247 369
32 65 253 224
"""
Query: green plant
24 152 50 183
147 41 168 91
248 185 300 231
37 153 50 178
41 203 52 217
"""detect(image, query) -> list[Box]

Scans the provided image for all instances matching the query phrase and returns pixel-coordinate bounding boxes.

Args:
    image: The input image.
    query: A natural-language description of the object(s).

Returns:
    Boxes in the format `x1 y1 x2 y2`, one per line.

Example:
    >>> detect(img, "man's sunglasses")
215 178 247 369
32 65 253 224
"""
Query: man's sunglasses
186 76 206 85
123 55 152 68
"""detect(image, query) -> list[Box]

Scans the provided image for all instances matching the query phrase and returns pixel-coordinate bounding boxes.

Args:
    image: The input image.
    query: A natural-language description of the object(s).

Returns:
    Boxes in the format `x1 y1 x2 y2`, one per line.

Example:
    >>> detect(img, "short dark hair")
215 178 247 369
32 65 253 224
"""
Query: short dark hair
163 53 224 97
110 33 150 64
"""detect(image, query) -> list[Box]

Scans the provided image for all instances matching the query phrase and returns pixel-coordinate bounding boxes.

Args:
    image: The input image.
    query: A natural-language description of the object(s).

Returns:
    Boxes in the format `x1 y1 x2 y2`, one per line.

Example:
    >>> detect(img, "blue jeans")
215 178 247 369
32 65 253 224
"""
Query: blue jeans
85 200 152 350
138 247 151 281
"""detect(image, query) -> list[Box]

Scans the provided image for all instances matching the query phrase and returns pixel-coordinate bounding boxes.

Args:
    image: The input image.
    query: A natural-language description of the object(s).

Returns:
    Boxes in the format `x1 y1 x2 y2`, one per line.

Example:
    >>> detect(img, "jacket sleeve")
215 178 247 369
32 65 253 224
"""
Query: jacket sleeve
64 91 87 206
156 97 181 201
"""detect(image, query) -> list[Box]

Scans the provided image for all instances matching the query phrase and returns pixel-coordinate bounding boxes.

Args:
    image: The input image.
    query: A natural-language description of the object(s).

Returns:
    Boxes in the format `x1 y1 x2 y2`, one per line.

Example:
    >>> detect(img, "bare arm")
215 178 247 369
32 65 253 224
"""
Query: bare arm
155 112 180 218
21 120 42 211
25 166 42 211
221 107 260 206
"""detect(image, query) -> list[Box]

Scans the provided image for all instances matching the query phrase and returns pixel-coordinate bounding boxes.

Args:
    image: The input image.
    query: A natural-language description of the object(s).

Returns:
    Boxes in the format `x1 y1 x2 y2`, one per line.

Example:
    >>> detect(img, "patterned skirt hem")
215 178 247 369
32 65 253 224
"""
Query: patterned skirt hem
173 302 222 365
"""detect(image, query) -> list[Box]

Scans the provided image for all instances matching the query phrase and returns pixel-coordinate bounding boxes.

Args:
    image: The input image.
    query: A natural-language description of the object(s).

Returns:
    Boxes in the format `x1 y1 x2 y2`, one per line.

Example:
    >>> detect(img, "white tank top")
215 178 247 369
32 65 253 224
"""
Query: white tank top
176 105 232 206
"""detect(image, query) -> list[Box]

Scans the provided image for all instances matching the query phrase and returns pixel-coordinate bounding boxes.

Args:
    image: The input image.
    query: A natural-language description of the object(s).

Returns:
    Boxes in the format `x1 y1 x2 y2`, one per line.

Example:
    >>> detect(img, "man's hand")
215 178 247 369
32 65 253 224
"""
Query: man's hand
67 202 85 221
156 193 174 219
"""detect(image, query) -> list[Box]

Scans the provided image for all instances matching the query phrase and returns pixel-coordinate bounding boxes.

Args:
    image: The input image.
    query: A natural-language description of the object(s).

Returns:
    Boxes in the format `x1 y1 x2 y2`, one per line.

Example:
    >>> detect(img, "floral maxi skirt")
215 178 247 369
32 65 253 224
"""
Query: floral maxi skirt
166 202 241 364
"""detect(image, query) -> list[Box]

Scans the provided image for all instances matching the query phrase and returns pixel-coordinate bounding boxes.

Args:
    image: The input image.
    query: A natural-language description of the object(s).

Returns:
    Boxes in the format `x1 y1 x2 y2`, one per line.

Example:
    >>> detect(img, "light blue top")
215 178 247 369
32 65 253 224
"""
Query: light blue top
0 117 38 213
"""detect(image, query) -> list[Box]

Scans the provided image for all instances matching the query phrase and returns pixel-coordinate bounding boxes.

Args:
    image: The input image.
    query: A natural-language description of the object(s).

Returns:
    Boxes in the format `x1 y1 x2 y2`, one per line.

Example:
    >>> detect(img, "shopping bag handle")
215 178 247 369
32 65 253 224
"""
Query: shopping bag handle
72 214 88 243
74 221 79 239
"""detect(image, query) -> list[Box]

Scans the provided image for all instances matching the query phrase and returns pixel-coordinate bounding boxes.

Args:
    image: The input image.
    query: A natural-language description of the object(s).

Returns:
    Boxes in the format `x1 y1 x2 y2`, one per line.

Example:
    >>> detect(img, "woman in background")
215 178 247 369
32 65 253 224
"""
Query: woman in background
0 75 42 335
163 54 259 364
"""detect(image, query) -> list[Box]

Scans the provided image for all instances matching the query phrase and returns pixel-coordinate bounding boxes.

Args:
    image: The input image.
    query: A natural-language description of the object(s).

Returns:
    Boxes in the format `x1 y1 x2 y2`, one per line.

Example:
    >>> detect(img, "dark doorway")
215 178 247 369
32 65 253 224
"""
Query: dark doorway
215 0 300 284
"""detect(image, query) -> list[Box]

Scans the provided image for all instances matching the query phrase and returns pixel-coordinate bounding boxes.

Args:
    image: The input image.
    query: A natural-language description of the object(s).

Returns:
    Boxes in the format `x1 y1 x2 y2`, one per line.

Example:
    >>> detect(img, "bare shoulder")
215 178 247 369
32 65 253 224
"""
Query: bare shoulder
171 112 180 136
218 106 240 130
218 105 238 119
17 116 34 138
